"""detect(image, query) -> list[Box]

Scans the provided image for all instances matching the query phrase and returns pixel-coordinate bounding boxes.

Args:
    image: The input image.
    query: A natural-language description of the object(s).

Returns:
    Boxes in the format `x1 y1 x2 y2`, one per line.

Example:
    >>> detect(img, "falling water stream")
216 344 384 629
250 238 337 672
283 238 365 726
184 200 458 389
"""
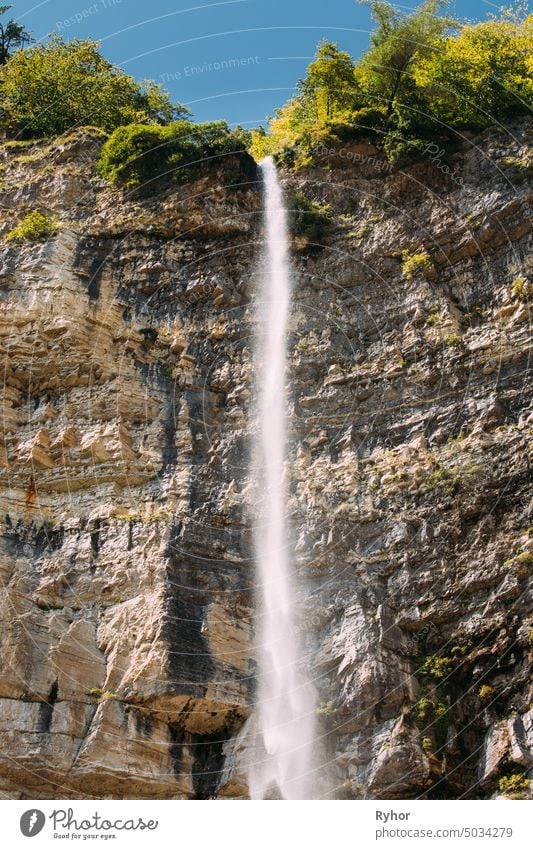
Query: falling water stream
248 157 315 800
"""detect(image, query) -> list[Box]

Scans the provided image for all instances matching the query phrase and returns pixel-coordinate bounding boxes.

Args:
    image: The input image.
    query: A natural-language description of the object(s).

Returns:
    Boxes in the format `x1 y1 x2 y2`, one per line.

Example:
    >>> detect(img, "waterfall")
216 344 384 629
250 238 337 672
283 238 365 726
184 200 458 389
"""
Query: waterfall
248 156 316 801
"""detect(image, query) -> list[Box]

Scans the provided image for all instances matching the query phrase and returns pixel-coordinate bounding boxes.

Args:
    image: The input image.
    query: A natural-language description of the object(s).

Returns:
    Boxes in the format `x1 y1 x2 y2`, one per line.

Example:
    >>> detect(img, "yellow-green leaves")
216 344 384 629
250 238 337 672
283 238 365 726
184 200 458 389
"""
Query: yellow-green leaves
0 36 180 138
5 211 58 243
414 15 533 128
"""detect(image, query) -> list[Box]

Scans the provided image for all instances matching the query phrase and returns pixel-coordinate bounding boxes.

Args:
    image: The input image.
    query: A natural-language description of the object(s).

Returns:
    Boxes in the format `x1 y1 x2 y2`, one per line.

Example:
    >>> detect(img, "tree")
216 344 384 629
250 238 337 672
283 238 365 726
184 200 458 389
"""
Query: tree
298 40 359 122
357 0 456 118
248 41 361 162
0 5 32 64
249 2 532 164
414 11 533 129
0 36 186 138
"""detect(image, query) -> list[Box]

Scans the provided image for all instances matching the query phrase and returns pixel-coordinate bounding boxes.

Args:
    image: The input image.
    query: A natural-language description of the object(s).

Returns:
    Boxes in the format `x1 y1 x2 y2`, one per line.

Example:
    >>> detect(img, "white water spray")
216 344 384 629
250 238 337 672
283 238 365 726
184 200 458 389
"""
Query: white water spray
249 156 315 800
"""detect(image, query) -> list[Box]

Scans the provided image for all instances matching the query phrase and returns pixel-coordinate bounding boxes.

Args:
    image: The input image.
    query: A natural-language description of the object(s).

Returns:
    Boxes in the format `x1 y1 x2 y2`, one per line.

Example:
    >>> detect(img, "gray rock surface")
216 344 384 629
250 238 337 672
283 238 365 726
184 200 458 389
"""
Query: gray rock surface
0 122 531 799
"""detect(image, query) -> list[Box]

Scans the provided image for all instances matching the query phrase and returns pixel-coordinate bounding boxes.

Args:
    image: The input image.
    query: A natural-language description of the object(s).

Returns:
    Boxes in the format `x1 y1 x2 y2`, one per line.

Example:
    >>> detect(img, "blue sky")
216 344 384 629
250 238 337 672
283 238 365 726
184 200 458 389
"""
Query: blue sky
14 0 508 127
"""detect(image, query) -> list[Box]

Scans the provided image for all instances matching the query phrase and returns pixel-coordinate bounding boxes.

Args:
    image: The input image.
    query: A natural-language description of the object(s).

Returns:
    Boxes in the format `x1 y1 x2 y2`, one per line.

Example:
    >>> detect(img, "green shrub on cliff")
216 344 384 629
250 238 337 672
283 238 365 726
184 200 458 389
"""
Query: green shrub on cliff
498 772 529 798
288 191 331 244
402 248 433 280
416 696 432 721
316 701 337 716
0 36 184 138
511 275 531 302
5 210 58 243
421 654 453 679
97 120 246 189
478 684 494 702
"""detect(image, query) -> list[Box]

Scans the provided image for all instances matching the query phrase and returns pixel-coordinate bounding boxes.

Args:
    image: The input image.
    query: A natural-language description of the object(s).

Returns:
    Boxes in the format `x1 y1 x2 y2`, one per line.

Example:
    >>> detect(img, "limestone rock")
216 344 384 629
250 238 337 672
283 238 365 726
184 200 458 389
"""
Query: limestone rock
0 120 531 799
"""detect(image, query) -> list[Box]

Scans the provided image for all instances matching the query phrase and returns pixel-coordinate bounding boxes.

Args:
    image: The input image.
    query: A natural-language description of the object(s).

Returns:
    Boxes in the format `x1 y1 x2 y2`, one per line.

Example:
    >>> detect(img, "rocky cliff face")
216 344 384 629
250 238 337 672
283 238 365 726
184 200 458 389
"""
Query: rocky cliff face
0 122 531 799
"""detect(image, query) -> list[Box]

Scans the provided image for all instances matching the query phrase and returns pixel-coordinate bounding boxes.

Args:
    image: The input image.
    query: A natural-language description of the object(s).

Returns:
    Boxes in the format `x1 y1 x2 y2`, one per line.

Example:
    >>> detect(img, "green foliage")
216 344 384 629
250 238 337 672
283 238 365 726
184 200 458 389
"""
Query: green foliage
478 684 494 702
415 683 450 746
511 275 531 302
249 41 364 166
383 133 427 165
498 773 529 798
316 701 337 716
0 4 32 64
422 465 454 493
516 550 533 562
444 332 462 347
5 210 58 243
88 686 117 702
334 106 388 139
231 125 253 149
499 153 533 184
434 700 449 744
421 654 453 679
504 550 533 572
420 460 483 496
0 36 184 138
299 40 358 123
97 120 245 189
288 191 331 245
414 10 533 131
434 701 447 717
358 0 456 118
252 3 532 166
451 643 471 656
249 126 269 162
421 736 433 751
416 696 432 721
402 248 433 280
296 335 313 353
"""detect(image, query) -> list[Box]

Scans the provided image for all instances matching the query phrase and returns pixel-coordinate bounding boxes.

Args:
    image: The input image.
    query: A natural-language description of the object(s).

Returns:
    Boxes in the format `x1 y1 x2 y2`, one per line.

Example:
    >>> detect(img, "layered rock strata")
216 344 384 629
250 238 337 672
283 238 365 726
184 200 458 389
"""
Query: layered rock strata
0 122 531 799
